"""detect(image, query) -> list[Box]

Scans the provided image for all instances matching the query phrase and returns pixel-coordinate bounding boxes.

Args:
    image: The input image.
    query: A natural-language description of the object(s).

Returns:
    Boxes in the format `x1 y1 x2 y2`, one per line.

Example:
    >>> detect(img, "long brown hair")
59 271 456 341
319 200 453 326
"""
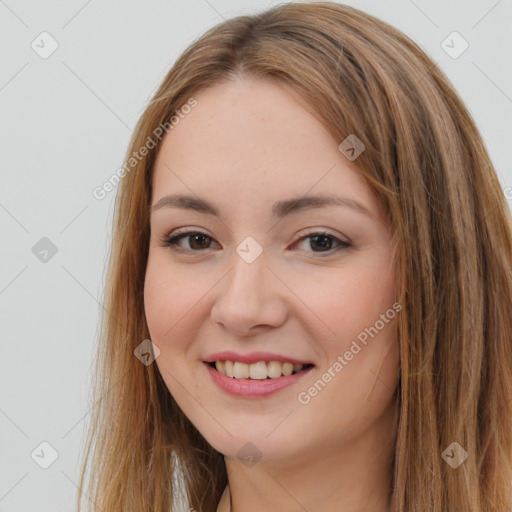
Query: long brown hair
75 2 512 511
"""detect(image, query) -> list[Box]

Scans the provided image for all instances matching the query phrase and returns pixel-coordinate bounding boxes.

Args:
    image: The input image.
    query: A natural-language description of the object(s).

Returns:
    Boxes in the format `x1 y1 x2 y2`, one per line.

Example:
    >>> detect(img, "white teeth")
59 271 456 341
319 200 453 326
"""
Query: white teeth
233 361 249 379
224 360 234 377
281 362 293 376
216 361 225 375
249 361 268 380
267 361 283 378
213 360 306 379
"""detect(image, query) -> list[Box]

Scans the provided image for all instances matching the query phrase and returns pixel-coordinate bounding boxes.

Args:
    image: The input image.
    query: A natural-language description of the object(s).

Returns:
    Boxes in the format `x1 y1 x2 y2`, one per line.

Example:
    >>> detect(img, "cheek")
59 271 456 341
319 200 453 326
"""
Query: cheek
296 273 399 437
143 262 172 340
143 254 218 398
143 253 203 340
290 257 399 399
143 258 202 400
288 260 396 343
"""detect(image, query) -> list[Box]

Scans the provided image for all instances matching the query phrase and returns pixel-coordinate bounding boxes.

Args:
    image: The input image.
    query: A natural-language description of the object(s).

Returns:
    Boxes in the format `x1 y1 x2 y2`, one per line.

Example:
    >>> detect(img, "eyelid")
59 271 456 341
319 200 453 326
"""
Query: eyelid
170 226 209 237
295 227 351 244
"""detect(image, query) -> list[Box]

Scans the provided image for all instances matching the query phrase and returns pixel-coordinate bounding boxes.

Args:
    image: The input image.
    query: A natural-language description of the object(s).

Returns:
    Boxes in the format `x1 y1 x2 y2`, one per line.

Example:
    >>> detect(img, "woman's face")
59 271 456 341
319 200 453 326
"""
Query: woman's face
144 76 400 465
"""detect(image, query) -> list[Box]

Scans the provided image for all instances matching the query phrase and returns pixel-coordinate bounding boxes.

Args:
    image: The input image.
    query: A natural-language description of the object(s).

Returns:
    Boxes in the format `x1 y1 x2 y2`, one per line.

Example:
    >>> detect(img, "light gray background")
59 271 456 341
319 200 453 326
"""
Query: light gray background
1 1 511 510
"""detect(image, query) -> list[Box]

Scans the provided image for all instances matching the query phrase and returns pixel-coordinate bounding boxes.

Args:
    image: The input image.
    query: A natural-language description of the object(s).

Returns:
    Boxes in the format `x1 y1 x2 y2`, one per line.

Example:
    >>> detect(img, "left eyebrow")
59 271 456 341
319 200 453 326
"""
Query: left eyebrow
150 193 375 220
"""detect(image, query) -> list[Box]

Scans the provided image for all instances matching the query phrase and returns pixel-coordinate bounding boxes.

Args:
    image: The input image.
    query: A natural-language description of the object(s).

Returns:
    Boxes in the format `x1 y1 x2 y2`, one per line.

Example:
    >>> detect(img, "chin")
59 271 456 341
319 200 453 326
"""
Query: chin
203 430 300 465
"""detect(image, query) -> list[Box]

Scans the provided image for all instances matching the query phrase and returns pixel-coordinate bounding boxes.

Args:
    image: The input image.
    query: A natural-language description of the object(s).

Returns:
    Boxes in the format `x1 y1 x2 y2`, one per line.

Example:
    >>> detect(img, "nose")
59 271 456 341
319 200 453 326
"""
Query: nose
210 249 288 337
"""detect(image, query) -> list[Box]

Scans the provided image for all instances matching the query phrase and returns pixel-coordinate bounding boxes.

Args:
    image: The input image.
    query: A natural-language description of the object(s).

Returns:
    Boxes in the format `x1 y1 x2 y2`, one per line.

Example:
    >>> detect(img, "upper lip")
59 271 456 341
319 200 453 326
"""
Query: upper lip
203 351 314 365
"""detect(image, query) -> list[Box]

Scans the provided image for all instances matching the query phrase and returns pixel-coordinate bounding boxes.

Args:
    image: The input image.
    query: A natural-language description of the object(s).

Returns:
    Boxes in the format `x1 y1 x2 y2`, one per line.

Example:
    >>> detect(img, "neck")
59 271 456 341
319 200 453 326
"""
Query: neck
223 401 397 512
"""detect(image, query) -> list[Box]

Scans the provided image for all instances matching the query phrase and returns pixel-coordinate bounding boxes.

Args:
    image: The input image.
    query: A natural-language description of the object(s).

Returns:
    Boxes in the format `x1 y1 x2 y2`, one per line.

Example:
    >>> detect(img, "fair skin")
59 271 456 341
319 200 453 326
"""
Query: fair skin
144 75 400 512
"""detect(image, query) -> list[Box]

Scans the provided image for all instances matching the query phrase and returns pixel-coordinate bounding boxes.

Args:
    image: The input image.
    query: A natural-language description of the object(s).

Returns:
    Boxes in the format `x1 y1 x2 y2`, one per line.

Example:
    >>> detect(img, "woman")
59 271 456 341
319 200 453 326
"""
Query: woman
76 2 512 511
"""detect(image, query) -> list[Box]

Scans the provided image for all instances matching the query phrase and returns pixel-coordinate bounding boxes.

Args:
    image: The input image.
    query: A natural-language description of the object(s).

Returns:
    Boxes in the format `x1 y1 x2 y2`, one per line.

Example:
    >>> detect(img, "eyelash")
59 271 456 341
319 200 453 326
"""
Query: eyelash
158 229 352 256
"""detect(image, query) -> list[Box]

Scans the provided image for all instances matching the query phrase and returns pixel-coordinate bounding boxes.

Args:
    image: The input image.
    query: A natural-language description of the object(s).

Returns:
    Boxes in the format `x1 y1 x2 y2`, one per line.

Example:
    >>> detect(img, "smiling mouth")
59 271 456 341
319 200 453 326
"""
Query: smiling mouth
206 360 315 379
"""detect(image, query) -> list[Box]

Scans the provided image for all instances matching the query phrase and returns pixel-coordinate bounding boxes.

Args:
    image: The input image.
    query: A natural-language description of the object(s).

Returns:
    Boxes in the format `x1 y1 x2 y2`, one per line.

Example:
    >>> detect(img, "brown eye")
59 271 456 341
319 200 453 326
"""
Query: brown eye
309 234 335 251
186 233 212 250
293 232 351 255
160 231 218 252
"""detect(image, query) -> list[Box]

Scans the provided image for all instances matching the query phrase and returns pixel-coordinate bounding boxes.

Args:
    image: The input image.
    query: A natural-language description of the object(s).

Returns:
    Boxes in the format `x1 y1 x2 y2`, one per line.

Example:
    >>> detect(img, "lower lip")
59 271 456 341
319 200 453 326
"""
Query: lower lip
204 362 314 397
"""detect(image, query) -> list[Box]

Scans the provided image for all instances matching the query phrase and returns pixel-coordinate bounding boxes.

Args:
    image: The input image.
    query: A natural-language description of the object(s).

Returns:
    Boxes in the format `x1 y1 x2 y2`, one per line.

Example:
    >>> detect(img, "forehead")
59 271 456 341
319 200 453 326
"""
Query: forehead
152 77 379 219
